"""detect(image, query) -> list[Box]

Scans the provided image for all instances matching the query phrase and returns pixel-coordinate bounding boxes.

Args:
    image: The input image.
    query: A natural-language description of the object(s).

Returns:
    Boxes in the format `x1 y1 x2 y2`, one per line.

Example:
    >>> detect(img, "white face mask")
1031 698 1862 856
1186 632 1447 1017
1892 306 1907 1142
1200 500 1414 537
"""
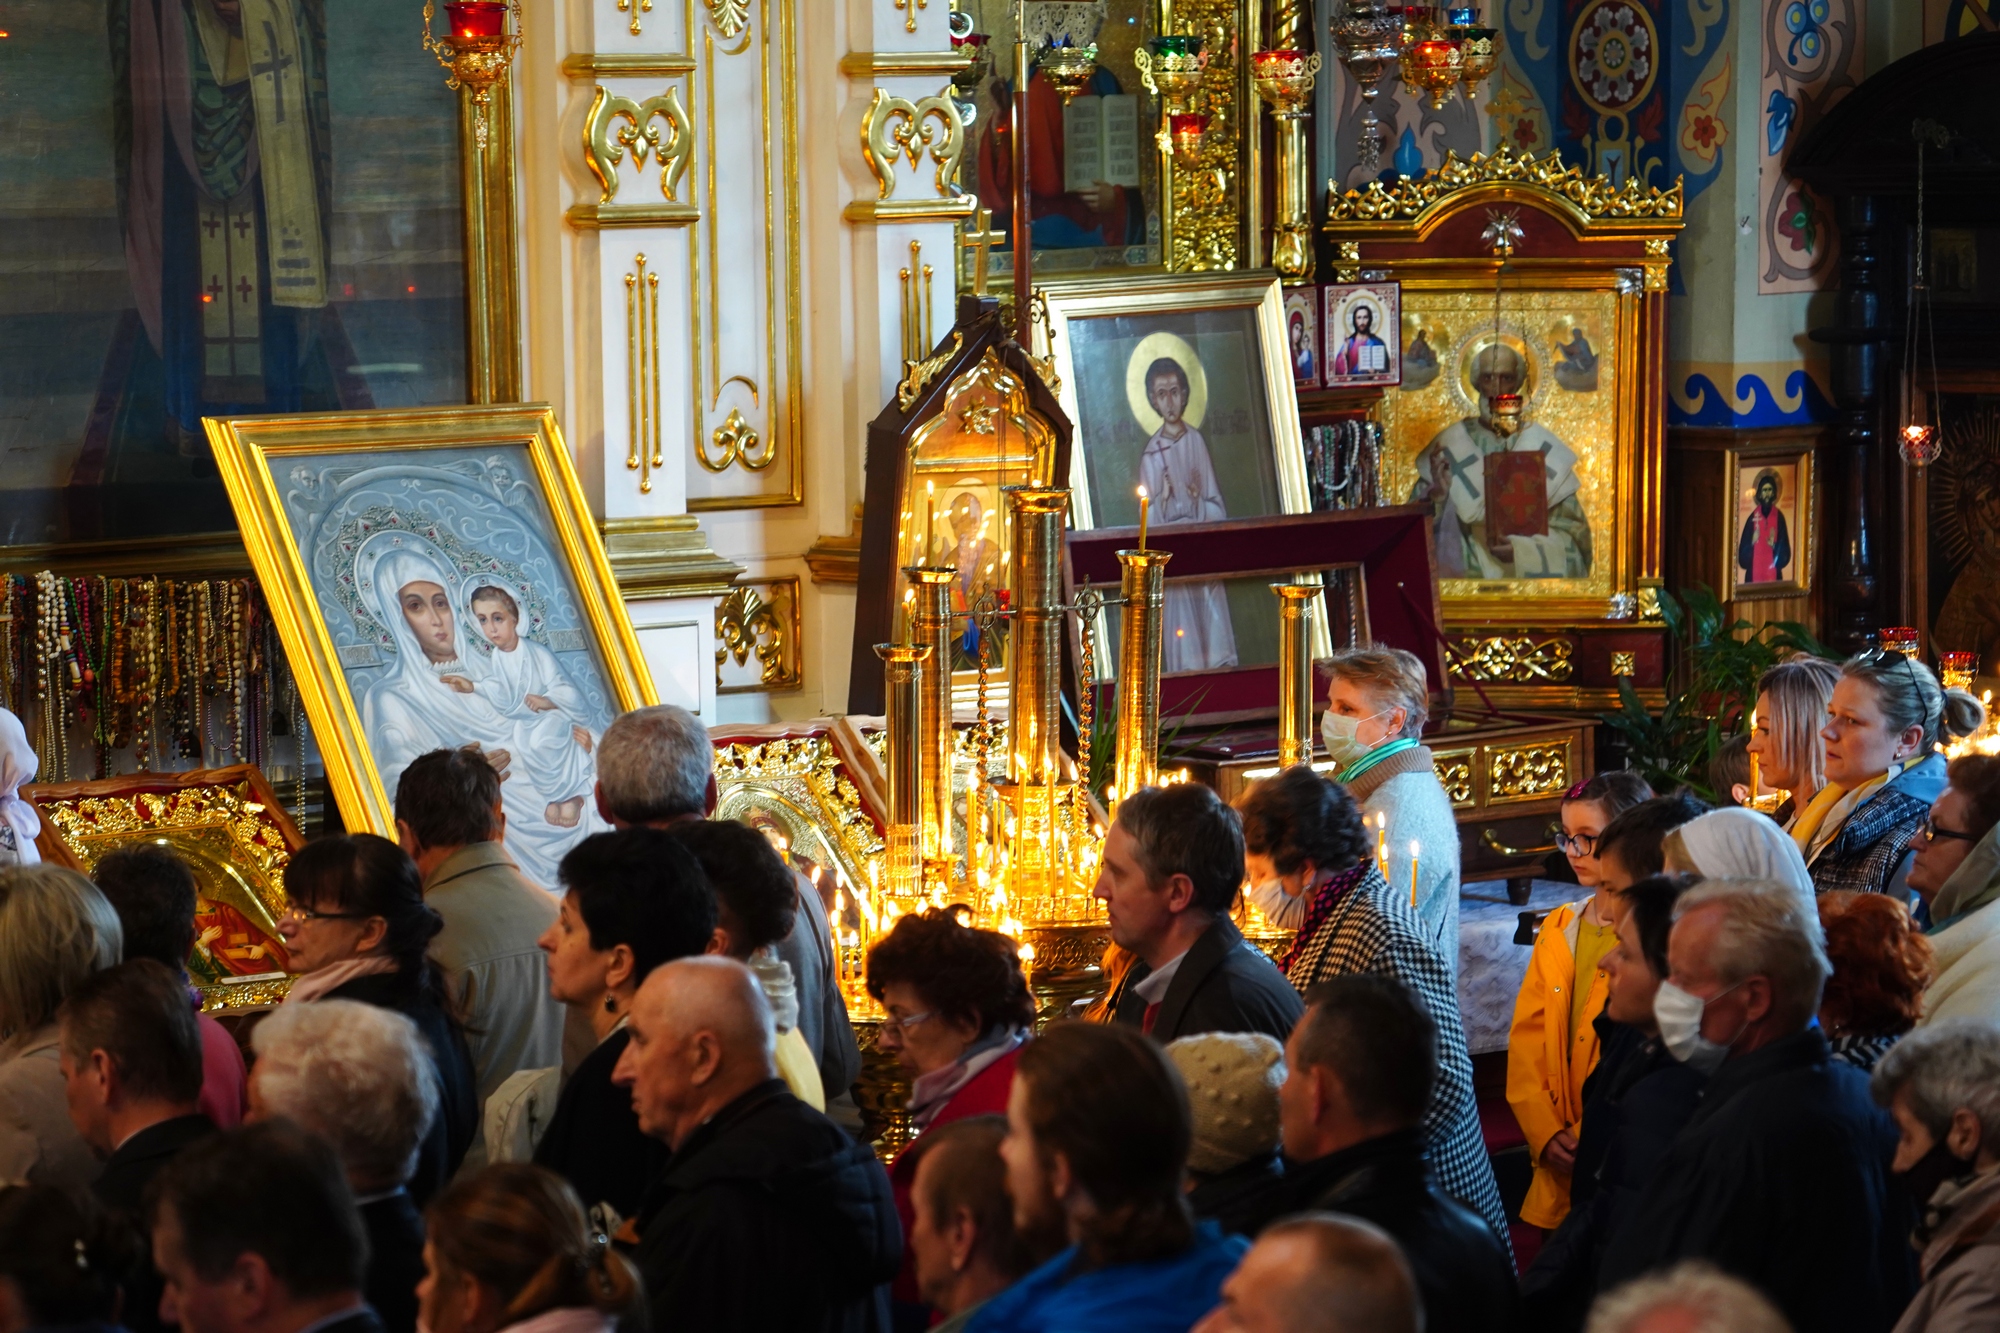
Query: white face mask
1653 978 1744 1075
1321 708 1392 766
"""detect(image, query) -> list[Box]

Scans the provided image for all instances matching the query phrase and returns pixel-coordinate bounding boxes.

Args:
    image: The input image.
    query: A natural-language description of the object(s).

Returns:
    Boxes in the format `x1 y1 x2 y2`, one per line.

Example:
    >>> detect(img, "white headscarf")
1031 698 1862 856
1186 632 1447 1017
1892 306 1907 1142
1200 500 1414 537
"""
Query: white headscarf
1674 807 1816 915
0 708 39 867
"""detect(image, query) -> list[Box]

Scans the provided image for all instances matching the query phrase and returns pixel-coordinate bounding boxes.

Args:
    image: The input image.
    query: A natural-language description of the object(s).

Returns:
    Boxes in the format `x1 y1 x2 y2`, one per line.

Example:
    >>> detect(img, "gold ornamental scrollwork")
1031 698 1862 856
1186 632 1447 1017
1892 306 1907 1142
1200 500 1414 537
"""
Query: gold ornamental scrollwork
1431 749 1476 807
1165 2 1241 272
897 330 965 412
1611 650 1638 677
1323 144 1683 225
1453 636 1576 683
615 0 653 37
625 254 664 494
715 580 800 692
699 407 777 473
584 85 695 205
860 88 966 201
1488 742 1573 803
704 0 752 39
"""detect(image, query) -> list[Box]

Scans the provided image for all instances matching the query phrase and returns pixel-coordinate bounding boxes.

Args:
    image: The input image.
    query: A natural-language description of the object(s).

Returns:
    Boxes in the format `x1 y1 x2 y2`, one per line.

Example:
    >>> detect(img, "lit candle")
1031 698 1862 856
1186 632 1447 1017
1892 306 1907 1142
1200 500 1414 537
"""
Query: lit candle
445 0 506 39
1375 811 1387 874
1409 840 1420 908
926 481 936 559
1137 485 1149 551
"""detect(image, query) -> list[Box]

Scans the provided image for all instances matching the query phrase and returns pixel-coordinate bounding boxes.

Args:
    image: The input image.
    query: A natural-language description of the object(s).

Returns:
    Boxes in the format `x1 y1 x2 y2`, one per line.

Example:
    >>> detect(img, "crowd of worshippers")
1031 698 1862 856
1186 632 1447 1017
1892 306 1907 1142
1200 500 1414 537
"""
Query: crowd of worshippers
0 643 1997 1333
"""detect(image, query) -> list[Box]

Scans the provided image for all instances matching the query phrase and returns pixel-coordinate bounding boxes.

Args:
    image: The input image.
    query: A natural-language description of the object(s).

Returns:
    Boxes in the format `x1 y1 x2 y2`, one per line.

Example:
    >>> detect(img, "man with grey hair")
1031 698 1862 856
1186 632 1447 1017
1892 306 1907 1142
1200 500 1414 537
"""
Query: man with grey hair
1098 783 1302 1045
1870 1019 2000 1332
1586 1262 1792 1333
613 957 899 1333
592 704 859 1107
1601 880 1911 1332
249 999 438 1333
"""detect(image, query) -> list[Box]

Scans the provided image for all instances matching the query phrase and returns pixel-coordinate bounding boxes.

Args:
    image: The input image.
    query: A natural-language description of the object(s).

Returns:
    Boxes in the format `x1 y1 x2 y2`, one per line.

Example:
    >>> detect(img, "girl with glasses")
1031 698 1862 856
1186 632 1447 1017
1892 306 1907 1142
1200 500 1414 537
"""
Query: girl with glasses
1798 653 1985 896
1506 770 1652 1232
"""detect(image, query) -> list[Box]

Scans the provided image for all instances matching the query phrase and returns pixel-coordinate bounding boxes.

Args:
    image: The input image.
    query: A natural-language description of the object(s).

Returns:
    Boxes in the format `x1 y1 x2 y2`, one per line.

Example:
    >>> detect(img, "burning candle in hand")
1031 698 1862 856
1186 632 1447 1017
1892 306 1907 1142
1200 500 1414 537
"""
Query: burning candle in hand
1748 710 1761 809
1409 840 1420 908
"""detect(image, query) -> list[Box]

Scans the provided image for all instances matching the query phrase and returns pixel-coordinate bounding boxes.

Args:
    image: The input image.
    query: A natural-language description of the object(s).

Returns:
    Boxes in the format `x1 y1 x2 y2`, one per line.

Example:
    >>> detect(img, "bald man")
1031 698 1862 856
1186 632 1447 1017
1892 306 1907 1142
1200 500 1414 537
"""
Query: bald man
613 958 901 1333
1192 1214 1420 1333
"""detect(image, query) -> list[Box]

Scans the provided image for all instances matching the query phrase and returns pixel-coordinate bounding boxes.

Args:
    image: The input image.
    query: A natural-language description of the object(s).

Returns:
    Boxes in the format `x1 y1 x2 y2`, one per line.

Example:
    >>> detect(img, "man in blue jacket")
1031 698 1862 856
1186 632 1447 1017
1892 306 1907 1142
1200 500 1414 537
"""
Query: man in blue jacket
969 1022 1247 1332
1599 880 1915 1331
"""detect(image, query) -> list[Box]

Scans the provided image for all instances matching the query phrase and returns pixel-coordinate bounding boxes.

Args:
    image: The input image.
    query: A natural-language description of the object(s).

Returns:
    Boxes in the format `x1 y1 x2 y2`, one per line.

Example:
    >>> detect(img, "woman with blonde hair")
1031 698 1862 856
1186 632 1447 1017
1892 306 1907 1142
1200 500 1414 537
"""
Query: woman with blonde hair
0 865 122 1189
418 1164 643 1333
1801 650 1986 895
1745 656 1841 824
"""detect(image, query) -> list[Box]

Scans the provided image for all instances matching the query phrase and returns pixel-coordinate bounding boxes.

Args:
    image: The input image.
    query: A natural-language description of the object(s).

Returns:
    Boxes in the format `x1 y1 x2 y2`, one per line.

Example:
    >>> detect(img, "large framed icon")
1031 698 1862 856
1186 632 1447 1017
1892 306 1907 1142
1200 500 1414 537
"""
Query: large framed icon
205 404 655 888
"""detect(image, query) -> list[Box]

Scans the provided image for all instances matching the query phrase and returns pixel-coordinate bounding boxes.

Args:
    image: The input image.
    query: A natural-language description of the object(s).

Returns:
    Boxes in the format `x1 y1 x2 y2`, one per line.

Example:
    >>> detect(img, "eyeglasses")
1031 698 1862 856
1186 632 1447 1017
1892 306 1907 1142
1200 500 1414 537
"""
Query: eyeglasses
878 1010 935 1040
278 903 372 925
1920 814 1981 845
1556 832 1599 857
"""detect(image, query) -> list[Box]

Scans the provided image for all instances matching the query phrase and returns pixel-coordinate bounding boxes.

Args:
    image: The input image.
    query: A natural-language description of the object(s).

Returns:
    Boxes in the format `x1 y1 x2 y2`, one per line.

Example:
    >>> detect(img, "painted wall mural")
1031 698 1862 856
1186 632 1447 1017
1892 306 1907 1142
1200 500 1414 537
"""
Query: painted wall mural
1757 0 1863 294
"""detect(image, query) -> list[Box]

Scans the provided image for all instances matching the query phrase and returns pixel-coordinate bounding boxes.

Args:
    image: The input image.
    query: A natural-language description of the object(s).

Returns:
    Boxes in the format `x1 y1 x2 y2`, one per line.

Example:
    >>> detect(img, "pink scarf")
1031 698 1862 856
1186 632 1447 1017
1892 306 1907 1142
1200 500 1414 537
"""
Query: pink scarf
284 955 396 1004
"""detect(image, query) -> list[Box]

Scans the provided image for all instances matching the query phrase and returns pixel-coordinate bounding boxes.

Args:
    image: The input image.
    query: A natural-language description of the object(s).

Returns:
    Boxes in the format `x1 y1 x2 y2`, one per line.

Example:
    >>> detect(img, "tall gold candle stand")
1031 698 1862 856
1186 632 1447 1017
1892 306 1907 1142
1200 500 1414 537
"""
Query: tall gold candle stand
1112 548 1172 803
874 641 931 902
903 565 960 880
1274 582 1318 768
1003 486 1069 900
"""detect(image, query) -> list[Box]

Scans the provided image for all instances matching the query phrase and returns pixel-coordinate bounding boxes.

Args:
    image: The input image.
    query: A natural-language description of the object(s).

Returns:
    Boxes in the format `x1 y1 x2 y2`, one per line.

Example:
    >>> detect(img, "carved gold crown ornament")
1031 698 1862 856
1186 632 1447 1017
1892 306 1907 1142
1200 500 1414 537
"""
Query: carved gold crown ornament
1324 144 1685 224
420 0 523 150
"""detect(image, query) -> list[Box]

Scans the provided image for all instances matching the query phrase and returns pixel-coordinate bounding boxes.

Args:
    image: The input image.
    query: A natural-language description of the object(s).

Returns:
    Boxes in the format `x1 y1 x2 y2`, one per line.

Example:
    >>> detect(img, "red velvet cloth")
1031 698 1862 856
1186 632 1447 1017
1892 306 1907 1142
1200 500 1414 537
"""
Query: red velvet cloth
888 1046 1023 1311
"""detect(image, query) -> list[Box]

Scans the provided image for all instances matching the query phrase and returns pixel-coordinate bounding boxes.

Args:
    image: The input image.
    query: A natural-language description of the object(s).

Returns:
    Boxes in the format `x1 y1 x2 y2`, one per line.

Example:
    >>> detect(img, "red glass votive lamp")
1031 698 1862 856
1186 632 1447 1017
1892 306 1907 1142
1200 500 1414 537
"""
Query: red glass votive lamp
1169 113 1210 165
1940 651 1980 692
1878 626 1922 658
446 1 506 42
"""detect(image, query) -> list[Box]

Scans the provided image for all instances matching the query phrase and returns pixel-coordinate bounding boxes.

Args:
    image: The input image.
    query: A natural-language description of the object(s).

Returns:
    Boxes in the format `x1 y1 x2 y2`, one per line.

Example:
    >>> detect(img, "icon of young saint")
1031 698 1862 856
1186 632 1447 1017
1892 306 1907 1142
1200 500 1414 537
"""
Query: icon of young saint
1331 302 1389 378
1736 469 1792 585
1136 356 1237 672
1407 342 1593 580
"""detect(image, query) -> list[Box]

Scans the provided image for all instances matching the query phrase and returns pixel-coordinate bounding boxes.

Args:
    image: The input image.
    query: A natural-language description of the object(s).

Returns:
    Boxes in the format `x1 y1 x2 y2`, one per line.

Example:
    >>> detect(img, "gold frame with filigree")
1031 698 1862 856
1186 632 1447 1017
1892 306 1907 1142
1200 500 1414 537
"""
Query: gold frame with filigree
26 765 302 1011
1322 146 1682 627
203 404 656 844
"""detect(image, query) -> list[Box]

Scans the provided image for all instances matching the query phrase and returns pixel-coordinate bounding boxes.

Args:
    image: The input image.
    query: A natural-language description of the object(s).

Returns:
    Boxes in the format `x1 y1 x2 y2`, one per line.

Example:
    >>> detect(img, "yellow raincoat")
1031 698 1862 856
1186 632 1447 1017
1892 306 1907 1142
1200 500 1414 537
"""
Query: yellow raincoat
1505 900 1611 1230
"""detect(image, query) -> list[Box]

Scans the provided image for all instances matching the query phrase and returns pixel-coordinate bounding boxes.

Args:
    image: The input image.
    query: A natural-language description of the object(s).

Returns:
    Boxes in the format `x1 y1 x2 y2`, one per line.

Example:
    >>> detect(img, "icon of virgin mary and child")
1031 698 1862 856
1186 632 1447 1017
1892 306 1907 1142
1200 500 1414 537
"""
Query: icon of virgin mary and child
357 541 606 886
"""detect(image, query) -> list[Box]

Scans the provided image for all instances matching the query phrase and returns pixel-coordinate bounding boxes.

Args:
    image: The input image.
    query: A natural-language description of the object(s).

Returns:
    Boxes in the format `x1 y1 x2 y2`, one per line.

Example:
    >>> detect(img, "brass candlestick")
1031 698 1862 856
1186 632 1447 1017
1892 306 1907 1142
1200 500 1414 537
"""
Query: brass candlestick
1005 487 1070 790
1112 548 1172 803
904 565 960 879
875 641 932 901
1274 583 1318 768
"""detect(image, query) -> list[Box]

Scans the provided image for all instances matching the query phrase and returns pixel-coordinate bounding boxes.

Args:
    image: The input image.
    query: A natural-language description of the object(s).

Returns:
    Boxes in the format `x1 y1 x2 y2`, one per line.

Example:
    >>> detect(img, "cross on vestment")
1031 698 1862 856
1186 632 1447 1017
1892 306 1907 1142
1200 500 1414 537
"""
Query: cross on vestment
207 276 226 302
202 213 223 238
253 20 294 122
234 212 255 239
237 275 256 303
1444 445 1483 501
959 208 1006 297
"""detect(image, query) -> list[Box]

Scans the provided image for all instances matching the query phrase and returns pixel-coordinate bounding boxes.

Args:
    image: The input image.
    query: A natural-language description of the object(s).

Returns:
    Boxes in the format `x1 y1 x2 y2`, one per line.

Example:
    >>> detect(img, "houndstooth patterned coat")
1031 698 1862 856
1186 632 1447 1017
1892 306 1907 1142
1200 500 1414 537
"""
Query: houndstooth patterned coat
1285 862 1511 1249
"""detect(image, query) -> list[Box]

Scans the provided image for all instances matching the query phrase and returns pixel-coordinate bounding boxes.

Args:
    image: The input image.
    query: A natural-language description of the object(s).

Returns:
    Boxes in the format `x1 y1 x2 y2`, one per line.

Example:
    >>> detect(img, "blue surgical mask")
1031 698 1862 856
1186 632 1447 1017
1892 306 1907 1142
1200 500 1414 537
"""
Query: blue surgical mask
1321 708 1390 767
1653 978 1744 1076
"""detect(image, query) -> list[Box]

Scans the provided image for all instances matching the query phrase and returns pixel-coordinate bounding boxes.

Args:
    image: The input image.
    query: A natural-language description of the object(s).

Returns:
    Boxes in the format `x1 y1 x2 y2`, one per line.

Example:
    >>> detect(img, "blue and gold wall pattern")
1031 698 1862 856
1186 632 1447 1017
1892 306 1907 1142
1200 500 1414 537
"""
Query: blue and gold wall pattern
1496 0 1729 210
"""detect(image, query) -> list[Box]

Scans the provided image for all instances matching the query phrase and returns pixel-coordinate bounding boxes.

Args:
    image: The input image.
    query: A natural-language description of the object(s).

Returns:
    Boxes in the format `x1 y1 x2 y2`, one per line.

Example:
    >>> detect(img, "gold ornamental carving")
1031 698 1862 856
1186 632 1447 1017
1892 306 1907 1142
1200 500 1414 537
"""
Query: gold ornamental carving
625 254 663 494
1611 650 1638 677
898 331 965 413
1454 636 1576 683
1488 741 1573 803
1324 145 1683 226
860 88 966 201
1431 749 1475 807
715 579 801 693
582 85 695 208
704 0 752 39
615 0 653 37
1164 2 1241 272
698 407 776 473
711 735 885 886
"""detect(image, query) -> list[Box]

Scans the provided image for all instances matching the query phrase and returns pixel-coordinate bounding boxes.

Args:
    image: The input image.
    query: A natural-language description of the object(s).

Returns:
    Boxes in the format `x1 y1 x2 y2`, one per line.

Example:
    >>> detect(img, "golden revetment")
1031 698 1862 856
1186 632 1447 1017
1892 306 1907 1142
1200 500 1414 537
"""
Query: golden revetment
27 765 299 1011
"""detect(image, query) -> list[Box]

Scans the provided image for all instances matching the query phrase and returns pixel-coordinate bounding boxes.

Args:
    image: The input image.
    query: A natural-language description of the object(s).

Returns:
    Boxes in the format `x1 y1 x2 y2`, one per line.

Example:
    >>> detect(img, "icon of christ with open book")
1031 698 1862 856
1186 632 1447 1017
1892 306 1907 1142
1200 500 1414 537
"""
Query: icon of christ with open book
1407 343 1593 579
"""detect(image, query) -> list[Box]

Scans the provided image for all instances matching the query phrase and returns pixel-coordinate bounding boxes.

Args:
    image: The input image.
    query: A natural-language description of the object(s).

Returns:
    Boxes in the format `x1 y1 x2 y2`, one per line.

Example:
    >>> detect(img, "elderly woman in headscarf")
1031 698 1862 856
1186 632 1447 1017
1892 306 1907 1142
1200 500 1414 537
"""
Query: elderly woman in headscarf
0 709 39 868
1661 807 1818 914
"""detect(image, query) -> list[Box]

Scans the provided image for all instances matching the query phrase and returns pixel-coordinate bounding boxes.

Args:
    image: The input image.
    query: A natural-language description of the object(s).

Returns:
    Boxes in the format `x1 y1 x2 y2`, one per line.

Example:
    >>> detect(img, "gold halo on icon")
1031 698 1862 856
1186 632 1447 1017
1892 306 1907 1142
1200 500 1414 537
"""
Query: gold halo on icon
1126 332 1209 435
1453 330 1539 413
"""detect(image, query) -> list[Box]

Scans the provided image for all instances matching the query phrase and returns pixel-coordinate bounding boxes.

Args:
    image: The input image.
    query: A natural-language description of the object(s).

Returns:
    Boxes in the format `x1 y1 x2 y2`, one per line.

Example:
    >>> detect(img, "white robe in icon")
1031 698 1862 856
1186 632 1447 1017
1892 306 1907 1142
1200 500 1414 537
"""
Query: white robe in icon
1139 423 1238 674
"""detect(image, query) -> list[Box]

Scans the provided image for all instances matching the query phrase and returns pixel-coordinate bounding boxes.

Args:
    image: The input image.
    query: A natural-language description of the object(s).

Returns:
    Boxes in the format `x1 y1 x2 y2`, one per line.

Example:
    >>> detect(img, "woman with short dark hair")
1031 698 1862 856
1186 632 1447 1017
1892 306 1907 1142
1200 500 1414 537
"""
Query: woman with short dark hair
1817 892 1933 1072
866 908 1034 1327
279 834 476 1205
